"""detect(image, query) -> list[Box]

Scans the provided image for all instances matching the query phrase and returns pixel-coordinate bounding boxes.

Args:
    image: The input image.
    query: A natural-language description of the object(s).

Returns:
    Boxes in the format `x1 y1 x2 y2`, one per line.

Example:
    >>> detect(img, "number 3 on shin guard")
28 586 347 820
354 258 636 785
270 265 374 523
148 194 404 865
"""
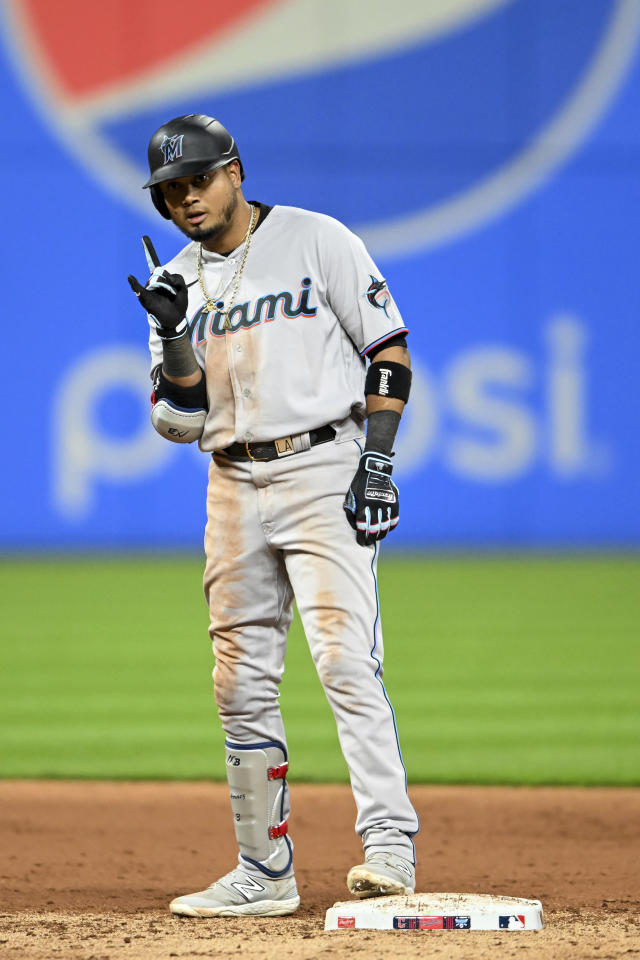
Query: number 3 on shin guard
225 741 292 876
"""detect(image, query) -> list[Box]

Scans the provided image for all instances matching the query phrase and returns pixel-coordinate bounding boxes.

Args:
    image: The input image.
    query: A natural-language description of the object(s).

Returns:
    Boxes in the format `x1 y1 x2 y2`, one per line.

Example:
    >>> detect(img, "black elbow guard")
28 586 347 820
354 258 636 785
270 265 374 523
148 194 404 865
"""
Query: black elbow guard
152 365 208 409
364 361 412 403
150 365 208 444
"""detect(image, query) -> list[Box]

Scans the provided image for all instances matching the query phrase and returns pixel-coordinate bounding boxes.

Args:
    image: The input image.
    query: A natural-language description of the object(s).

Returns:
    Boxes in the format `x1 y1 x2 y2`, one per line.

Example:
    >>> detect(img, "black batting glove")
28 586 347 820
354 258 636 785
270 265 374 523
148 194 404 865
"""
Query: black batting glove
128 269 189 340
128 235 189 340
343 452 399 546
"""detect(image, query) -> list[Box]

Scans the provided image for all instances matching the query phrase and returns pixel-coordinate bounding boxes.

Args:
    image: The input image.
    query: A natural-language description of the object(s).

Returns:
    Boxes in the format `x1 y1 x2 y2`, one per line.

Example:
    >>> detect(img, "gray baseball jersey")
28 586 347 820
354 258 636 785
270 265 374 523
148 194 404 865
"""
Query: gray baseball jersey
149 205 409 451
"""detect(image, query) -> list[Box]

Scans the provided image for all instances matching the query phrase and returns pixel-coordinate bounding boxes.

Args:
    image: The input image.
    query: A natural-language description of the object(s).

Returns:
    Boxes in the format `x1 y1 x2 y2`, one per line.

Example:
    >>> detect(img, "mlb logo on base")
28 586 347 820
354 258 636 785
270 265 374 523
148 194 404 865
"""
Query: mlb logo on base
499 915 526 929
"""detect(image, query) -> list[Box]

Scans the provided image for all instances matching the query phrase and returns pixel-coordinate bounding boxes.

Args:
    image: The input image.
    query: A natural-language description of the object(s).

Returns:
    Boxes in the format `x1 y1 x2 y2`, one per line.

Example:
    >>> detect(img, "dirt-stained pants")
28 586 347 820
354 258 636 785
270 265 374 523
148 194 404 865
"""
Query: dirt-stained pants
203 436 419 860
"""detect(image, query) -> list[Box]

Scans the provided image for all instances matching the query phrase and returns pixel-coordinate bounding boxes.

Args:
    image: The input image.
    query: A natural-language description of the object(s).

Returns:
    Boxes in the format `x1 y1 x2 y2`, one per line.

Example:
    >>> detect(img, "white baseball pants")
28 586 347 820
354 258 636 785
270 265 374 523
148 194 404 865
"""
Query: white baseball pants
203 435 419 860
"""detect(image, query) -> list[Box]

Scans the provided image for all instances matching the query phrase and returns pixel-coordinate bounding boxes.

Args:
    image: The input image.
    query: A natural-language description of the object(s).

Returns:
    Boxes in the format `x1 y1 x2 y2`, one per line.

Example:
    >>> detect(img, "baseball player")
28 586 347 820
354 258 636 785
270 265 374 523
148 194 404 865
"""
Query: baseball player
128 114 419 917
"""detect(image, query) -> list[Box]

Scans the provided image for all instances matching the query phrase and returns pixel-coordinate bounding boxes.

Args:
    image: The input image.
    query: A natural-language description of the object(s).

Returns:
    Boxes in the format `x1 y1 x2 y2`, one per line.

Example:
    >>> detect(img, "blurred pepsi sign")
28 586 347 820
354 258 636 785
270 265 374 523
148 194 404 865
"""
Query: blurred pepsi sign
1 0 639 548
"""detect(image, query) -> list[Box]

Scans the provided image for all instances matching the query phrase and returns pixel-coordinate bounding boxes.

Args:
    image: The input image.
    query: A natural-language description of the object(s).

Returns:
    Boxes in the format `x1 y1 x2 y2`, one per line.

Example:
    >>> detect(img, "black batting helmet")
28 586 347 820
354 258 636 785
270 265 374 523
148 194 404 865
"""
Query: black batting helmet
143 114 244 219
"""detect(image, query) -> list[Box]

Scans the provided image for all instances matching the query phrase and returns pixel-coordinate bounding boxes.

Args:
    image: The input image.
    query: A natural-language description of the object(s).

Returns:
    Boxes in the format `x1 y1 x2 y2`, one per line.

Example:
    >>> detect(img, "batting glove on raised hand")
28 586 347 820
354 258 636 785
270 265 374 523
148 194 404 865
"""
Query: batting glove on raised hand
343 452 399 546
128 236 189 340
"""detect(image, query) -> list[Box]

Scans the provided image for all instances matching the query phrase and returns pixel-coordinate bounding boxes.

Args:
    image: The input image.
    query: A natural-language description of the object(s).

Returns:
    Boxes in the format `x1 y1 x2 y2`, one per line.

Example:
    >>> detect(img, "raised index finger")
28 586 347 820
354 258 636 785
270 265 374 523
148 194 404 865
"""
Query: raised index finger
142 235 161 272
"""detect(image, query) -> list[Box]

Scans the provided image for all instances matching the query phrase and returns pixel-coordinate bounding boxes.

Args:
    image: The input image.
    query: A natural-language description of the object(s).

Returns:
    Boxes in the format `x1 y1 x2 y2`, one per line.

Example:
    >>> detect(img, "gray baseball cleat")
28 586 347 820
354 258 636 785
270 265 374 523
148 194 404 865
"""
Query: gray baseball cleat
169 866 300 917
346 851 416 899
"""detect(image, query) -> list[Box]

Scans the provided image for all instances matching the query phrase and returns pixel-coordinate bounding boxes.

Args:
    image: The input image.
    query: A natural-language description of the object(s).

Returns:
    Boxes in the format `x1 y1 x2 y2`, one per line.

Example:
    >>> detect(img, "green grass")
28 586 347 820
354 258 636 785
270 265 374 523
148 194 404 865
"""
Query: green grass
0 555 638 784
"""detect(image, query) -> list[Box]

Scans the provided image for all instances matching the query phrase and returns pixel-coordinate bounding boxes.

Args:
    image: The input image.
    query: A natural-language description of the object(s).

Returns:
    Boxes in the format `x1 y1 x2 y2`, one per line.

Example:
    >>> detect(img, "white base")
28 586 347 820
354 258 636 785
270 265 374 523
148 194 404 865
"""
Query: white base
325 892 544 931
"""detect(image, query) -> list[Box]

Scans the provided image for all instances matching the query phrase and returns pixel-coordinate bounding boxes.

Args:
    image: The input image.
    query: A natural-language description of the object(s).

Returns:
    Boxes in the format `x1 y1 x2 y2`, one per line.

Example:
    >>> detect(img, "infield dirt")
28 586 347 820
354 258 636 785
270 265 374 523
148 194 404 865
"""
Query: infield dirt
1 782 638 959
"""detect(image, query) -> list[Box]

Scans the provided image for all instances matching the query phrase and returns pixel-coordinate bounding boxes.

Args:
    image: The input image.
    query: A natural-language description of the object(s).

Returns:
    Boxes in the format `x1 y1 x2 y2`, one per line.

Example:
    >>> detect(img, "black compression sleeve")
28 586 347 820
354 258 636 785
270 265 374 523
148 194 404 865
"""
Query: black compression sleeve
152 365 208 409
161 331 200 379
364 409 401 455
367 334 407 360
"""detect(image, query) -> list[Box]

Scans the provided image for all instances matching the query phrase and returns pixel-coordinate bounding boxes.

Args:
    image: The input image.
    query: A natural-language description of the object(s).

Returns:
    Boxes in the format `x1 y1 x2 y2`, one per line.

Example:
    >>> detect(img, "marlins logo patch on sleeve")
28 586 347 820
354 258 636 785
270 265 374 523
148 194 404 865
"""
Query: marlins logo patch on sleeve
366 275 391 317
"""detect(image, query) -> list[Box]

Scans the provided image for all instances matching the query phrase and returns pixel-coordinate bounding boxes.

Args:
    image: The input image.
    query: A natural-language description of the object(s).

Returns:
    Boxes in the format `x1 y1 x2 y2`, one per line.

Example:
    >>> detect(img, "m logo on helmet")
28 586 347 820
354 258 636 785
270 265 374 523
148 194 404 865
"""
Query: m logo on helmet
161 134 184 165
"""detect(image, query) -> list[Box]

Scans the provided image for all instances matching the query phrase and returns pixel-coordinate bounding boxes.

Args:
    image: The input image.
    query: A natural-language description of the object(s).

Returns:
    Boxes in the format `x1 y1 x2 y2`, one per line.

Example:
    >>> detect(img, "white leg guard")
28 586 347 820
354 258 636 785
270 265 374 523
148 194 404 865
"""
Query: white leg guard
225 740 293 877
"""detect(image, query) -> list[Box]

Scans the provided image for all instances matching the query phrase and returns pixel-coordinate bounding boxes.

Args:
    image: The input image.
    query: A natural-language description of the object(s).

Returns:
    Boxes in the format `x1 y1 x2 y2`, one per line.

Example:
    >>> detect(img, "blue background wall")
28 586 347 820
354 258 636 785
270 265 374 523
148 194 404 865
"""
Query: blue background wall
1 0 639 548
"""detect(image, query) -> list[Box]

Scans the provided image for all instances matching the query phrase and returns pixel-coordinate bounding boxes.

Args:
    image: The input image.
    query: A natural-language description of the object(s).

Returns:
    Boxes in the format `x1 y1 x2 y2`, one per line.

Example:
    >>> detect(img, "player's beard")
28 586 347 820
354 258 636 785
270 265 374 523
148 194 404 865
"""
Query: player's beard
178 189 238 244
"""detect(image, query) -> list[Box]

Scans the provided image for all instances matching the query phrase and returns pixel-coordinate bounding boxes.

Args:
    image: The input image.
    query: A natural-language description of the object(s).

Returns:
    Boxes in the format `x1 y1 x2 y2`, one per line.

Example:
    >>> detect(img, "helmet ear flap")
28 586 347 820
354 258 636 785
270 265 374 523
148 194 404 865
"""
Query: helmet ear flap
150 185 171 220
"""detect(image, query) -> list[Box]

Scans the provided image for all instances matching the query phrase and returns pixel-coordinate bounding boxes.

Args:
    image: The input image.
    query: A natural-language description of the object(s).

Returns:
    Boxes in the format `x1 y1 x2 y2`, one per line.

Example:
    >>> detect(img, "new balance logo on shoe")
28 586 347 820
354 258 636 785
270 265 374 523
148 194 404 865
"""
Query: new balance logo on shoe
230 874 267 901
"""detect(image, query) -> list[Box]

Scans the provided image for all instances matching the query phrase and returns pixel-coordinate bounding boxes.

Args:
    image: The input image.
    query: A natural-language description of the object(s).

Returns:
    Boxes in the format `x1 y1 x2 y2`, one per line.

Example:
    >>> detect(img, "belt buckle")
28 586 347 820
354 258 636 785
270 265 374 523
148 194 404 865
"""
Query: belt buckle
244 442 270 462
274 435 296 457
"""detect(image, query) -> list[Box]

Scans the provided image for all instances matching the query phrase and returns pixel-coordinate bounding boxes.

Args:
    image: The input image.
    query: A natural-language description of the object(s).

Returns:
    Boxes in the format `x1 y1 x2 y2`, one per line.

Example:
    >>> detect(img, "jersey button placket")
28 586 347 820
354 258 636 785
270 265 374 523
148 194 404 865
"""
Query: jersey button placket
225 319 245 439
226 319 255 442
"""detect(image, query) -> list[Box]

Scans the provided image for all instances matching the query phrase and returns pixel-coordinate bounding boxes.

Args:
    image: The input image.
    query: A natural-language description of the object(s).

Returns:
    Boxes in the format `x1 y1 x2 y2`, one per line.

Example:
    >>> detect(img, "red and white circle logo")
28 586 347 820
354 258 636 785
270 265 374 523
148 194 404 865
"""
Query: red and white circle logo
3 0 639 256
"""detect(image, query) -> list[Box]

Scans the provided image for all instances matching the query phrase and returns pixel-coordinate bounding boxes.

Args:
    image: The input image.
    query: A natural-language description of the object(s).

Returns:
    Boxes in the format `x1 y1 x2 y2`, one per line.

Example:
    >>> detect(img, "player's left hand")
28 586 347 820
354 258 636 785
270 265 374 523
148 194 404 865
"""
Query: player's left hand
343 451 399 546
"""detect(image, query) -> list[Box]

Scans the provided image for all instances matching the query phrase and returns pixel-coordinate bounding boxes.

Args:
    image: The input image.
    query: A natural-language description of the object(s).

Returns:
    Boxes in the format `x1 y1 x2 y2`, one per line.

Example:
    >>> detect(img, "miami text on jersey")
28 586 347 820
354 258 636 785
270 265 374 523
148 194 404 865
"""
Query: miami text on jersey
188 277 318 344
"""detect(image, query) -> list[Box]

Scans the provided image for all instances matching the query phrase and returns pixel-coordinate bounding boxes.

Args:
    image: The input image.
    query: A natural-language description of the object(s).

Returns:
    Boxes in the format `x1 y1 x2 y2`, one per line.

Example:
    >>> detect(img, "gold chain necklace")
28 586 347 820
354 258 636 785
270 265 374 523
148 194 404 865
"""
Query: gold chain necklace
197 204 257 330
